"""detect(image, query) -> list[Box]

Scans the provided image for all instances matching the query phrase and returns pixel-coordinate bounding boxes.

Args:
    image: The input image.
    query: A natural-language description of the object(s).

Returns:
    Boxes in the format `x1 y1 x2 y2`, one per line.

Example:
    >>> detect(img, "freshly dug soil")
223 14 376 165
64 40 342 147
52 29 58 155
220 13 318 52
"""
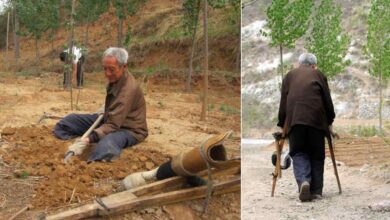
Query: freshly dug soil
1 125 169 209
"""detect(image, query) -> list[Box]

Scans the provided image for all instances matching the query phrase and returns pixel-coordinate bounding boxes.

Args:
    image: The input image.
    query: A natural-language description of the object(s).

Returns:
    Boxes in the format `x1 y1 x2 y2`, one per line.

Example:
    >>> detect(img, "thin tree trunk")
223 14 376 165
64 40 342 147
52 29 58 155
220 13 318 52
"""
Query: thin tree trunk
200 0 208 121
60 0 65 25
69 0 76 110
51 29 55 67
13 9 20 61
236 16 241 72
35 37 40 64
378 68 383 134
280 44 283 78
185 17 199 93
118 18 123 47
5 12 10 70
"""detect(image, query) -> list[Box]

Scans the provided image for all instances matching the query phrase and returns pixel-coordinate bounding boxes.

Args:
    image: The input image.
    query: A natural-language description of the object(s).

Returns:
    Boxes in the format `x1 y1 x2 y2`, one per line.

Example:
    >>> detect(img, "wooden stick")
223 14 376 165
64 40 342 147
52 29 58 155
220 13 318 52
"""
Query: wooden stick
45 177 240 220
327 134 342 194
69 188 76 204
44 161 240 218
9 205 31 220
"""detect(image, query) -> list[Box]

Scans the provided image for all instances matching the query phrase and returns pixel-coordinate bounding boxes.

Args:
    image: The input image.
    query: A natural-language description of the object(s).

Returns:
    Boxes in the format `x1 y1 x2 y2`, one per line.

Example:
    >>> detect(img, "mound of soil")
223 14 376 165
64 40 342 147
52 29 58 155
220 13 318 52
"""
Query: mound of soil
1 125 169 209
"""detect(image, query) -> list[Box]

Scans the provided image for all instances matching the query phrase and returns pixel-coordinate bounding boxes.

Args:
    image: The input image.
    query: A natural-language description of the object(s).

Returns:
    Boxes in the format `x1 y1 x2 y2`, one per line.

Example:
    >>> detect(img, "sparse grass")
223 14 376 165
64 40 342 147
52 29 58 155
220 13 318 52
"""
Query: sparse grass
19 171 29 179
157 101 165 109
208 104 215 111
15 68 40 78
347 125 383 137
164 27 186 40
219 104 239 115
383 137 390 146
242 94 277 136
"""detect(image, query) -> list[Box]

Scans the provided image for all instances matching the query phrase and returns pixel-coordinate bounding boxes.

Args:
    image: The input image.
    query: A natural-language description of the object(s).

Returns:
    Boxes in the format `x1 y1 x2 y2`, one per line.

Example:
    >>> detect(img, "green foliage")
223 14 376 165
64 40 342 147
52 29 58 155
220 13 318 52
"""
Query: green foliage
183 0 239 36
263 0 313 49
20 171 29 179
348 125 382 137
219 104 239 115
13 0 56 40
75 0 109 25
367 0 390 80
242 94 277 136
124 24 133 47
113 0 144 19
208 103 215 111
183 0 201 36
306 0 350 78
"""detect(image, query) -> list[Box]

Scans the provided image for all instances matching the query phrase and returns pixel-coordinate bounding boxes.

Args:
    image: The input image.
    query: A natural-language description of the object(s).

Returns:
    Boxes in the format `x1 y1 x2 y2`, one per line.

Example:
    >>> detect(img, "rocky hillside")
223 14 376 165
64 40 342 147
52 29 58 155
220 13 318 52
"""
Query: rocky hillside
242 0 390 138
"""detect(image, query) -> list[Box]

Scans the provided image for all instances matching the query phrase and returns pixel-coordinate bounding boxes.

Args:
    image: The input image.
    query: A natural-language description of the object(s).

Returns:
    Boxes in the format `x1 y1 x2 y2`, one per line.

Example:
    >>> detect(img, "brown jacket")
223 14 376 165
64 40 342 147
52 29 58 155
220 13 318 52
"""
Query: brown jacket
94 71 148 142
277 66 335 134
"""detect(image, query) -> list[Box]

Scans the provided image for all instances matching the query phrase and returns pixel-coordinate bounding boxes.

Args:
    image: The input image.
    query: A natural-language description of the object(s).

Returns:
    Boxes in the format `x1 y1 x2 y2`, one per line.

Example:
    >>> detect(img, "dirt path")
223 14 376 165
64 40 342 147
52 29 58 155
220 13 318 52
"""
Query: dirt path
242 143 390 220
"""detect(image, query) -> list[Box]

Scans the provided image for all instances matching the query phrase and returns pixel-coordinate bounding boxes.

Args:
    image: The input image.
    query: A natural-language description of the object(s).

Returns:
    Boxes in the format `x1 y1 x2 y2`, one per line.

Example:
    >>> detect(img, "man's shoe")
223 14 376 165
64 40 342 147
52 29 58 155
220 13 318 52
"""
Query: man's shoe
311 194 323 200
299 181 311 202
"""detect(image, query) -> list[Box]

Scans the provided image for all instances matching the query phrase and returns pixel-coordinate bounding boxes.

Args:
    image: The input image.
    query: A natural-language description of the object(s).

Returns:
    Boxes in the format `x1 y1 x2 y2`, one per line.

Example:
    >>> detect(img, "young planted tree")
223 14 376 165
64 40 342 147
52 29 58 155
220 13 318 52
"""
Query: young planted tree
367 0 390 133
45 0 61 64
200 0 209 121
228 0 241 72
112 0 144 47
13 7 19 61
14 0 50 64
183 0 240 92
64 0 77 109
263 0 313 82
183 0 201 92
5 11 10 70
76 0 109 47
306 0 350 78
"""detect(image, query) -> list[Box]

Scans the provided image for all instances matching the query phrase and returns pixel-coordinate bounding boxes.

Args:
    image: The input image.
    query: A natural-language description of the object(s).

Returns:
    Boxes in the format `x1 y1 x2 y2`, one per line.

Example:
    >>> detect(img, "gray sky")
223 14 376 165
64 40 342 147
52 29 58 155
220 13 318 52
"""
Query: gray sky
0 0 7 14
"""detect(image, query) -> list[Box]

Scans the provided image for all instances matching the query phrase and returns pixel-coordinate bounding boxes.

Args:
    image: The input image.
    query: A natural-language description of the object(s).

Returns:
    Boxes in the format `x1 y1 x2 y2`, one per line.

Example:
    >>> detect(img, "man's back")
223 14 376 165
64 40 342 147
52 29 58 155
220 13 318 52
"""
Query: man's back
278 65 335 133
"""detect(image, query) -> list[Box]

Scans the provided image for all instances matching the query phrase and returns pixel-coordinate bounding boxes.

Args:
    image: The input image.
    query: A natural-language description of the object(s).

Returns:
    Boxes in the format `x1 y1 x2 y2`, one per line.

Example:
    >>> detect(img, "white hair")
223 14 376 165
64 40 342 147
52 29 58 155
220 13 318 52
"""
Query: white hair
298 53 317 65
103 47 128 66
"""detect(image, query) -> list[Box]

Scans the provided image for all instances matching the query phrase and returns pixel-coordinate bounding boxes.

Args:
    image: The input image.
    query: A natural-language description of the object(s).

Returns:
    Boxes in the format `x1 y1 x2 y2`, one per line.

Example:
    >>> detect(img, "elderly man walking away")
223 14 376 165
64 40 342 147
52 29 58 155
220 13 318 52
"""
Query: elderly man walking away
277 53 335 202
54 47 148 162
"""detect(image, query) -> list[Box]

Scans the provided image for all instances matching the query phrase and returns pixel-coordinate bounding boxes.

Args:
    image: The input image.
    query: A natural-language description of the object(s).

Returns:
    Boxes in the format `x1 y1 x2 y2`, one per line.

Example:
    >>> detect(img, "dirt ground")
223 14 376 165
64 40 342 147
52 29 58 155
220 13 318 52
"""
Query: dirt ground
0 72 241 219
242 137 390 220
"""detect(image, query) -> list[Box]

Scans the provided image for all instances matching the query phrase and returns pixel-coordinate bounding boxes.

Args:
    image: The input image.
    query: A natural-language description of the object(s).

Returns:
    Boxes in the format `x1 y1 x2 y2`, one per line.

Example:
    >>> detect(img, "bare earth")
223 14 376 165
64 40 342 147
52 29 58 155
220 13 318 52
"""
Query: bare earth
242 142 390 220
0 72 240 219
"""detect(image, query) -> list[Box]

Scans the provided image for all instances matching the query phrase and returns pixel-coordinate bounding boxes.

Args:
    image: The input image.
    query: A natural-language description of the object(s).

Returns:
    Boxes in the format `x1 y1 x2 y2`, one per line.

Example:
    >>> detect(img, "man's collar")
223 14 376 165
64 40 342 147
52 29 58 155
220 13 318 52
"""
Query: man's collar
107 71 128 96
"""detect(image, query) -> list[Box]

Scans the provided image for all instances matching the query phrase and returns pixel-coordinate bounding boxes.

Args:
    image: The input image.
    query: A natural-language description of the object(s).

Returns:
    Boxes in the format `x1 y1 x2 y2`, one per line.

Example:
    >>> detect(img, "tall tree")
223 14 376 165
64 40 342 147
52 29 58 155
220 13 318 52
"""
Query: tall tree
14 0 52 64
76 0 109 47
5 11 10 70
183 0 201 92
13 7 20 61
45 0 61 64
306 0 350 78
263 0 313 82
367 0 390 134
200 0 209 121
64 0 77 109
112 0 144 47
183 0 240 92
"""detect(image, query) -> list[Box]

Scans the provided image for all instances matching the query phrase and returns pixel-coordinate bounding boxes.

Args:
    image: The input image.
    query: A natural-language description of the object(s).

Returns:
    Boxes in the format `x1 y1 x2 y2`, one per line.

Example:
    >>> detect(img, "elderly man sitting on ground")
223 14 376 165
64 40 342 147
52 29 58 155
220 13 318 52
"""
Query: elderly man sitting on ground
53 47 148 162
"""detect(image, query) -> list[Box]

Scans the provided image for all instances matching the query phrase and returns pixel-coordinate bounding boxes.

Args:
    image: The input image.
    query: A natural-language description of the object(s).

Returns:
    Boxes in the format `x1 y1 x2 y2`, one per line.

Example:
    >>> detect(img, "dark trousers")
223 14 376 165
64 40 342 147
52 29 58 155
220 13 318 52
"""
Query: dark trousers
53 113 138 162
63 58 84 87
289 124 325 195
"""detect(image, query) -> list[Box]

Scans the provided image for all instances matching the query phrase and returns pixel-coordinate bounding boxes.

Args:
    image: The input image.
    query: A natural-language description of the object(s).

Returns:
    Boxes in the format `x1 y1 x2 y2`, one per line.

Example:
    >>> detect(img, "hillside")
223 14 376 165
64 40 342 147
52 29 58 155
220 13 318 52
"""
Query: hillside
0 0 240 76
